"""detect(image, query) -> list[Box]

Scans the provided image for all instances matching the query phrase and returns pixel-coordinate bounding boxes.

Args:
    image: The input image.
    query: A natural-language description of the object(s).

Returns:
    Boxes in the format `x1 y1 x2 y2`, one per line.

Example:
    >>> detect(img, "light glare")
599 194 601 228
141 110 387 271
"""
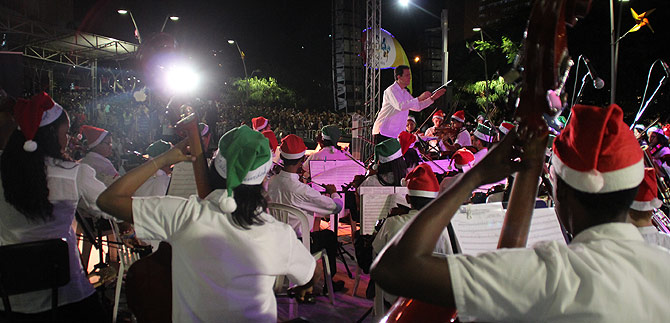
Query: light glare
170 16 179 21
117 9 128 14
399 0 410 7
165 64 200 93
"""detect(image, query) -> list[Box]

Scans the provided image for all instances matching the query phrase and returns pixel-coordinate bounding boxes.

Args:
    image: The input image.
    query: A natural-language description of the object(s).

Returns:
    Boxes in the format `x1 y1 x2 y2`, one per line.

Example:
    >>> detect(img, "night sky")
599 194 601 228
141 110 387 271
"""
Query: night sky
70 0 670 115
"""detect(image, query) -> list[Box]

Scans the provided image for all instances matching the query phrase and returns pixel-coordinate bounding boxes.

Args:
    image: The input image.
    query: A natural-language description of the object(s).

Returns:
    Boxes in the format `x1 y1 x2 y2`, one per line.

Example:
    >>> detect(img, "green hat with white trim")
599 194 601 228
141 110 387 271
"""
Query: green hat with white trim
146 140 172 158
214 125 272 213
375 138 403 164
321 124 341 143
473 123 495 143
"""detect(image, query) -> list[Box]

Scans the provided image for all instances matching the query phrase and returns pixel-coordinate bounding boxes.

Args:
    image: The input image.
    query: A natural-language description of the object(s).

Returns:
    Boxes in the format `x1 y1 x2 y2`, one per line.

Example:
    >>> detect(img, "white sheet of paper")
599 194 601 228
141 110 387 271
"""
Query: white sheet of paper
309 160 366 192
166 161 197 199
360 186 403 235
450 204 566 255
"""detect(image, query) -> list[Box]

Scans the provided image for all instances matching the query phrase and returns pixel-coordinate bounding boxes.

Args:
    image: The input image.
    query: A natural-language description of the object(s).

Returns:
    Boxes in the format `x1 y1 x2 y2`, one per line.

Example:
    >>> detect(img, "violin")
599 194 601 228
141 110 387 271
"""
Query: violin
380 0 592 322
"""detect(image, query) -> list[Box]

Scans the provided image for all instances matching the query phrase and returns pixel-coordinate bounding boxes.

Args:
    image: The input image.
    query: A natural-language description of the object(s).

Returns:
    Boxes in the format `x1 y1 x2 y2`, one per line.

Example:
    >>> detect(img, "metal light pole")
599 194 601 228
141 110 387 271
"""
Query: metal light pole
228 40 248 79
161 15 180 33
117 9 142 44
473 27 492 115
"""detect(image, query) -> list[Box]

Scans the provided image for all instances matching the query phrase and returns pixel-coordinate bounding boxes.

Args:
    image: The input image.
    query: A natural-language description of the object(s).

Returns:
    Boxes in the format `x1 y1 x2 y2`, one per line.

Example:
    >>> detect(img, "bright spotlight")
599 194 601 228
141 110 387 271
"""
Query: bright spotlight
117 9 128 14
164 64 200 94
399 0 410 7
170 16 180 21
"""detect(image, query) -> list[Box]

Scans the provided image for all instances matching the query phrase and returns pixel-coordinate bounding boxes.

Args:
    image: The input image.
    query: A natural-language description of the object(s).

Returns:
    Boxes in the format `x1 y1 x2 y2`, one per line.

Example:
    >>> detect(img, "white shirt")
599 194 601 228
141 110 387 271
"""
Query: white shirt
302 146 350 175
0 158 105 313
132 190 315 323
267 171 343 236
449 223 670 322
80 151 118 187
373 82 433 138
134 169 170 197
372 209 453 303
638 225 670 250
454 129 471 147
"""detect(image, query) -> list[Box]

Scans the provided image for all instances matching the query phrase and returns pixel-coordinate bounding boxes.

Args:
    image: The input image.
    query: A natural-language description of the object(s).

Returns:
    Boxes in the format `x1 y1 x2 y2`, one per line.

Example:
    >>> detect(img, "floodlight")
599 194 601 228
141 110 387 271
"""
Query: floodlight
399 0 410 7
164 63 200 94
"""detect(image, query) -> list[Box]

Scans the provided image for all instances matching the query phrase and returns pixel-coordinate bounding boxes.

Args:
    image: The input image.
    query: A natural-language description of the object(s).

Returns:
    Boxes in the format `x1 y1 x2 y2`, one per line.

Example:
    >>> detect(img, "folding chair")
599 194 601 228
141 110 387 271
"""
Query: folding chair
267 203 335 317
0 239 70 322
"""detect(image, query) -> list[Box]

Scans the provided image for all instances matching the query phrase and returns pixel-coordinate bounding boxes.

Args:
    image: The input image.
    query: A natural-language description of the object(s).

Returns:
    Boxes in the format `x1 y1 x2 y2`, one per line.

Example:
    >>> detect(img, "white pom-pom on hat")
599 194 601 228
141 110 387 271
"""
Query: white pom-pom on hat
23 140 37 152
218 190 238 213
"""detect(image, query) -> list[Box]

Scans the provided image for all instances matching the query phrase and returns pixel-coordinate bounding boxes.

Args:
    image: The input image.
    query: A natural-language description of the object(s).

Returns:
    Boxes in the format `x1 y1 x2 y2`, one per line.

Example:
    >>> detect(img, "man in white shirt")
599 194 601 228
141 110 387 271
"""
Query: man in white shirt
302 124 350 175
372 65 445 144
267 134 346 292
372 104 670 322
440 110 471 153
628 167 670 249
80 125 118 186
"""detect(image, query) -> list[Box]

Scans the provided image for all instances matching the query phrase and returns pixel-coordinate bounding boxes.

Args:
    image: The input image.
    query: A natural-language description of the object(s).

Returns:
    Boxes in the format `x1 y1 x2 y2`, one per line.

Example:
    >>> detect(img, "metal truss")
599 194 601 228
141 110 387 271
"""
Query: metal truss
363 0 381 159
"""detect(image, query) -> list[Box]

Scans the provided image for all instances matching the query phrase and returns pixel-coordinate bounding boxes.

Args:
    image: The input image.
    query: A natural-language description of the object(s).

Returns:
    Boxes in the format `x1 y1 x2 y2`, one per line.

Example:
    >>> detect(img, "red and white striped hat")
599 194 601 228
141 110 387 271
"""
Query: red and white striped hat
252 116 269 131
279 134 307 159
499 121 514 135
551 104 644 193
432 110 445 120
630 168 662 211
406 164 440 198
451 110 465 123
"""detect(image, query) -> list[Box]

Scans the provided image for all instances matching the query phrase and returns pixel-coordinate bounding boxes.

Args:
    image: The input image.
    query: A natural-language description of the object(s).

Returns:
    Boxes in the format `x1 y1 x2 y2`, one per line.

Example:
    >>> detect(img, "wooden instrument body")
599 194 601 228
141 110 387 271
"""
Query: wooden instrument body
380 0 591 321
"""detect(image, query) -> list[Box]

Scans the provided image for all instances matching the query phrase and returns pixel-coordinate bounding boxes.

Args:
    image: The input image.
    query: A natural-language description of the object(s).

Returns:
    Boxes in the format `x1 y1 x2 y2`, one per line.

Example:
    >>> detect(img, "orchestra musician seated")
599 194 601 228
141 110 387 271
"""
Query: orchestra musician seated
398 131 422 173
372 104 670 322
267 134 346 294
424 110 446 152
439 110 471 154
406 115 418 134
439 148 475 194
358 138 408 188
372 164 453 307
302 125 349 175
470 123 496 165
97 126 317 322
627 167 670 249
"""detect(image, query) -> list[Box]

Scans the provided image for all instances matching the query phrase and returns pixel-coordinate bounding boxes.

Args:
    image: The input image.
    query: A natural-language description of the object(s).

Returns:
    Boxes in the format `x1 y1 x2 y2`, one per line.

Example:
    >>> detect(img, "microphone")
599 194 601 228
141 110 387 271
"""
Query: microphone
583 57 605 89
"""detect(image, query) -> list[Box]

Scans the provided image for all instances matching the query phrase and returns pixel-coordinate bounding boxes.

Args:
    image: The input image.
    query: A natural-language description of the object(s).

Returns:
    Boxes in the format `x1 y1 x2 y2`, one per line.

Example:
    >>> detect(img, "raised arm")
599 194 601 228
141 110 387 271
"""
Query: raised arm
97 140 191 223
371 130 522 307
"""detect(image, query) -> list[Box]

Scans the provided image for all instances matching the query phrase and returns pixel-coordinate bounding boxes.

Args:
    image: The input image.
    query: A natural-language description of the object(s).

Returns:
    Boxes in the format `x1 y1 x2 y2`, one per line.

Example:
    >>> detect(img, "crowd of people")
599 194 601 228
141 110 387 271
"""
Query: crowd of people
2 59 670 323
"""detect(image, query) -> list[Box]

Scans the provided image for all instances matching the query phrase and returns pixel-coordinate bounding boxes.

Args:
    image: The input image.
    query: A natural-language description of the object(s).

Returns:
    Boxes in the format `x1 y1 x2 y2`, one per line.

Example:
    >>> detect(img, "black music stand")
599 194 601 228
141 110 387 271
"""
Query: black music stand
0 239 70 322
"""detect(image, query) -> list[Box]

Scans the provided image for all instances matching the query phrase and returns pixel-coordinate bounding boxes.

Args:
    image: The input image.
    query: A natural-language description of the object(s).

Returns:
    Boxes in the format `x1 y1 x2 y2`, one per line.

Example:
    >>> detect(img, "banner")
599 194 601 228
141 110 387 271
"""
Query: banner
362 28 412 92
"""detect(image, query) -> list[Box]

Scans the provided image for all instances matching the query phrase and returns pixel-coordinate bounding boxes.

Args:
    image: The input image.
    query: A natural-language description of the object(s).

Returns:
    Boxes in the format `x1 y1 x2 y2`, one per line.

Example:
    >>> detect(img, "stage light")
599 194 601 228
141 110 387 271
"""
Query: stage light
164 63 200 94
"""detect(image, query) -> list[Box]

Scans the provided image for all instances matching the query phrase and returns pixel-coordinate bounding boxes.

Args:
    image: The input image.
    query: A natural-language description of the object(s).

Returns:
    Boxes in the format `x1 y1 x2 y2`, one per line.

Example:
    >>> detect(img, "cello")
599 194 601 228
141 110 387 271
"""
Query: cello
379 0 591 321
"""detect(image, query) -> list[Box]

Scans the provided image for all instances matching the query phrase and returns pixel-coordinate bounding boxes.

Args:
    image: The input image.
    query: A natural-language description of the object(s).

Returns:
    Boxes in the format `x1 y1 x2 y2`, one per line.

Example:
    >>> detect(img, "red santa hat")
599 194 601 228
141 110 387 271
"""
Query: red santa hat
551 104 644 194
630 168 663 211
280 134 307 159
452 148 475 169
451 110 465 123
261 130 278 152
432 110 445 120
252 116 269 131
13 92 64 152
80 125 109 149
405 164 440 198
499 121 514 135
398 131 417 155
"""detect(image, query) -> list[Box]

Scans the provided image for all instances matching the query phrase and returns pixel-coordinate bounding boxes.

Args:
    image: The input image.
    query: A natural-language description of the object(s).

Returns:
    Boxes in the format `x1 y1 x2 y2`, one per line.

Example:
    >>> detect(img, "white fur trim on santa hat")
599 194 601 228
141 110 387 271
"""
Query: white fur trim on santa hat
88 130 109 149
408 189 439 198
322 133 332 141
214 155 272 185
280 149 305 160
254 119 269 131
378 149 403 164
40 102 64 127
451 115 464 123
630 197 662 212
551 154 644 193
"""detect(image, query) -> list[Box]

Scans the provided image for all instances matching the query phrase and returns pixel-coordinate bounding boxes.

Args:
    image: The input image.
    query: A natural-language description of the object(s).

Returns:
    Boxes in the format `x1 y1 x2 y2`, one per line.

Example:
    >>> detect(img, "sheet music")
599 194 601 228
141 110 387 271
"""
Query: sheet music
421 159 455 174
359 186 400 235
309 160 365 192
450 204 566 255
166 161 197 199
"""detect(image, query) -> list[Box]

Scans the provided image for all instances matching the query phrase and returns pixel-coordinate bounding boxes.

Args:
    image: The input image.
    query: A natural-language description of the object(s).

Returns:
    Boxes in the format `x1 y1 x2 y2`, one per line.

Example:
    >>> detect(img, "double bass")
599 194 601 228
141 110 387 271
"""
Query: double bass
379 0 592 321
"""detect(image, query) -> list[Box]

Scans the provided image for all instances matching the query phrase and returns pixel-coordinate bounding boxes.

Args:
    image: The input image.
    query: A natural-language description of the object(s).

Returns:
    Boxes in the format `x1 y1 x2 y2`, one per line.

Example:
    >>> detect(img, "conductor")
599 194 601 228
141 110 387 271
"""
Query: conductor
372 65 445 144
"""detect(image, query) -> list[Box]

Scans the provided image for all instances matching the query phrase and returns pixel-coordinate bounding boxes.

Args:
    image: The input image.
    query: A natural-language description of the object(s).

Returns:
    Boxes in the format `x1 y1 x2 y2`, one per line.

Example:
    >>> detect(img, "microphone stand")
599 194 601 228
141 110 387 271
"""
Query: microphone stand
631 75 667 129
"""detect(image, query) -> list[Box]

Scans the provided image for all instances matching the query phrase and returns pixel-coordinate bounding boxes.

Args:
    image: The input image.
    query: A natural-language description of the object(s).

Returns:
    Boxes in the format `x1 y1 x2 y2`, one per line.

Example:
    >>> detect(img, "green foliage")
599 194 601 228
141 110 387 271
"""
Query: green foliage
500 36 520 64
230 77 299 107
461 77 518 122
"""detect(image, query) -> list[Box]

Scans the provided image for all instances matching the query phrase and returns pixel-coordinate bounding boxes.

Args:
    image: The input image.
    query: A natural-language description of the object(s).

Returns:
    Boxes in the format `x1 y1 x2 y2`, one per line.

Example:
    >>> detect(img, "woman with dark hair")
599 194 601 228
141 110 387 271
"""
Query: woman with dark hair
97 125 315 322
0 93 110 322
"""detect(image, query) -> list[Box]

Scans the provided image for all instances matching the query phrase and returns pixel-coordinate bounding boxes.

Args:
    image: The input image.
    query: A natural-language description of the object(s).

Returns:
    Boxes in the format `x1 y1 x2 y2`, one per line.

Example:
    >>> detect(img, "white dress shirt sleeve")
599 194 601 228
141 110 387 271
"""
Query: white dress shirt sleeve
132 195 191 241
283 226 317 286
76 163 118 221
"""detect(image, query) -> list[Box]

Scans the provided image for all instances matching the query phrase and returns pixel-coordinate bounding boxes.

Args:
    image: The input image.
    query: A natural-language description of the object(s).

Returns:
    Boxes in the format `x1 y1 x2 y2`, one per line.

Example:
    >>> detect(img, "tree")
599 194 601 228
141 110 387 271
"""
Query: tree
229 77 301 107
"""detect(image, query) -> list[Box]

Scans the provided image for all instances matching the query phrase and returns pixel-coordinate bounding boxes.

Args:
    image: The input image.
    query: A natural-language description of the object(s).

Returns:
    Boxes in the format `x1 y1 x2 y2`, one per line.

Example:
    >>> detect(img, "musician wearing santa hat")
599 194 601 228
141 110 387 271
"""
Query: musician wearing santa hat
372 65 445 144
373 104 670 321
498 121 514 141
440 110 471 152
267 134 346 292
98 126 316 322
372 163 453 306
439 147 475 193
627 167 670 249
79 125 118 187
252 116 270 132
302 124 349 175
423 110 446 152
471 123 496 165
